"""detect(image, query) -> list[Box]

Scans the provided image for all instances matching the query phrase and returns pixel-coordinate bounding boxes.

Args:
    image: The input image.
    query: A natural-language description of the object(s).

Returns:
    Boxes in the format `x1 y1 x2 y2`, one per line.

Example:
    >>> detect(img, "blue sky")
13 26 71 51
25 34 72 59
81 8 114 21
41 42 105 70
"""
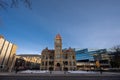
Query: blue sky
0 0 120 54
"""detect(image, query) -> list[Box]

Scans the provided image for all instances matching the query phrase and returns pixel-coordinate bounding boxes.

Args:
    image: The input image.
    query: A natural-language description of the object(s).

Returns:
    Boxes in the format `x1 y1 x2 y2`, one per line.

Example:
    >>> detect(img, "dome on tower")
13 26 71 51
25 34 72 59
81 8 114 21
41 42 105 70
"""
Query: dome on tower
55 34 61 39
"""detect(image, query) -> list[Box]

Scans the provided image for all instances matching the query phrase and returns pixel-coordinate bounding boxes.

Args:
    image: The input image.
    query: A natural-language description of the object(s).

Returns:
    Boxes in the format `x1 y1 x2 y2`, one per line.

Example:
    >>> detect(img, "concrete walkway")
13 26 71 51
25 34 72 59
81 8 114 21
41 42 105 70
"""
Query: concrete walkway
0 71 120 76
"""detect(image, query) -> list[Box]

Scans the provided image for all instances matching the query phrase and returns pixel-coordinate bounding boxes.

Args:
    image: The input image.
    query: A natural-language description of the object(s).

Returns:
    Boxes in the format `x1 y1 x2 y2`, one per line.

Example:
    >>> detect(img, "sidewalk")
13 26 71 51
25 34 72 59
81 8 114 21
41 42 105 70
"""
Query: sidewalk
0 71 120 76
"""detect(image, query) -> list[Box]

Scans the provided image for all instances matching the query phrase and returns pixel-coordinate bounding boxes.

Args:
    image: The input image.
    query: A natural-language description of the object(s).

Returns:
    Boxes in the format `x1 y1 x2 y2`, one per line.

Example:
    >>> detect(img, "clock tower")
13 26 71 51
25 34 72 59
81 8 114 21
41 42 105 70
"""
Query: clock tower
41 34 76 71
54 34 62 70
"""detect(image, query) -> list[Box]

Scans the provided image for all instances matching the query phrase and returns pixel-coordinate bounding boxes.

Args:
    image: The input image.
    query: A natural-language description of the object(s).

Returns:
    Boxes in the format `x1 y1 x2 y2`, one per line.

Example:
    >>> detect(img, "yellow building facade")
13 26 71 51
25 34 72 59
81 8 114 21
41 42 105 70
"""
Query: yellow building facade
15 54 41 70
0 35 17 72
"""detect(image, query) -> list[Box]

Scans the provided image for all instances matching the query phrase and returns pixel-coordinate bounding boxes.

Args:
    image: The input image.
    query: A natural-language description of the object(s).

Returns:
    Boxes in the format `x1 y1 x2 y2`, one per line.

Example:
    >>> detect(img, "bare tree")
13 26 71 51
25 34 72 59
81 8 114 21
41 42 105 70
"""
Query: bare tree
0 0 32 10
112 45 120 52
0 0 32 25
110 45 120 68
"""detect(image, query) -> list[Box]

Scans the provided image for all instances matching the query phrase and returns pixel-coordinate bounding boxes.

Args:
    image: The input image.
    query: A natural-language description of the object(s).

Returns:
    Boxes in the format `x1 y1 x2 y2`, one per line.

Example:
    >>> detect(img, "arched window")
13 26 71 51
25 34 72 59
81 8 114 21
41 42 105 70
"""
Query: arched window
42 62 44 65
65 54 68 59
73 56 75 59
63 61 68 65
45 62 47 66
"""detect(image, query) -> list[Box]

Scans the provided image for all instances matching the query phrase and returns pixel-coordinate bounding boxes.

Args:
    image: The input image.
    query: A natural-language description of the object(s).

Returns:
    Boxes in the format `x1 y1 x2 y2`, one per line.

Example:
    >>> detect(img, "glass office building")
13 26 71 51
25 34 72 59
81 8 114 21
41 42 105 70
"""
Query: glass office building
75 48 108 61
75 48 110 70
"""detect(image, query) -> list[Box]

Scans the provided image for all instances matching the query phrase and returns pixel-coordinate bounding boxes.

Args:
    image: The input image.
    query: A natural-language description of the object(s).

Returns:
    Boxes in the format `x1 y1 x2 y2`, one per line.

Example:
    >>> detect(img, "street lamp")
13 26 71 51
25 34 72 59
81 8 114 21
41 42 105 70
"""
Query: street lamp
93 53 103 74
50 61 52 74
63 61 66 74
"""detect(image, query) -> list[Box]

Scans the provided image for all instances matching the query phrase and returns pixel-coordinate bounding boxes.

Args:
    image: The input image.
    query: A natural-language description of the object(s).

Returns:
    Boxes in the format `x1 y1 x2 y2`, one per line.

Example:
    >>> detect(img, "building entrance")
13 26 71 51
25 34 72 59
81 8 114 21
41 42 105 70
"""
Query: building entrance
55 63 61 71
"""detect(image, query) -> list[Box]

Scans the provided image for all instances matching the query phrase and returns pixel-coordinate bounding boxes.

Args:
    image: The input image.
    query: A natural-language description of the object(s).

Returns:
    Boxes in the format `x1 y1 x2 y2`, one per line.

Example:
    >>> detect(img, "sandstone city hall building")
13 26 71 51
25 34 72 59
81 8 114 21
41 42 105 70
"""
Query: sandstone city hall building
41 34 76 71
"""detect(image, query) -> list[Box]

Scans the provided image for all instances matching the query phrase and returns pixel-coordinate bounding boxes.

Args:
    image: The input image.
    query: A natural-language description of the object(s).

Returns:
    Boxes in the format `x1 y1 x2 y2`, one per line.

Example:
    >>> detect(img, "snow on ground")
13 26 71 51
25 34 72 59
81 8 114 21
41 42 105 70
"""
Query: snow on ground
68 71 96 74
19 70 96 74
19 70 49 73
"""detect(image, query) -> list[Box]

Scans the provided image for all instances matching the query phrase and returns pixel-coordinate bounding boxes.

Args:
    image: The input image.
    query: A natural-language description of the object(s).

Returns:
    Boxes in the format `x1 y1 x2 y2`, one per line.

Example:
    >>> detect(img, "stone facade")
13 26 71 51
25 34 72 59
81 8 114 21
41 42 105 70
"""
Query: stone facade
15 54 41 70
41 34 76 71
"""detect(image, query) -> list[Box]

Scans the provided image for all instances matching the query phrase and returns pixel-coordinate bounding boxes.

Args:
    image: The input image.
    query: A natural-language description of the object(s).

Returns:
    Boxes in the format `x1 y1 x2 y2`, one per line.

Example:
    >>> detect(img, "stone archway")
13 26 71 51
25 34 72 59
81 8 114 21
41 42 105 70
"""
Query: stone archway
55 63 61 71
57 63 60 67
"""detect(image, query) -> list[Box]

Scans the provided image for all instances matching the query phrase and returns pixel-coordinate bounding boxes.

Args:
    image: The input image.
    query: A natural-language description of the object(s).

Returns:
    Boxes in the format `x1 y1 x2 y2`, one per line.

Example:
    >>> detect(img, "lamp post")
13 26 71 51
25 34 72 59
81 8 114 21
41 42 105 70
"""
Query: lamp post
93 54 99 70
50 61 52 74
94 53 103 74
63 61 66 74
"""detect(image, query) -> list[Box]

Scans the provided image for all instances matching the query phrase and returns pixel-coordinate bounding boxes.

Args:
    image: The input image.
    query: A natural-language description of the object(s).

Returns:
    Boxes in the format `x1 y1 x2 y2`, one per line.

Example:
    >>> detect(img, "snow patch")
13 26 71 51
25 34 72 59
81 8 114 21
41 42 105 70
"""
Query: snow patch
19 70 49 73
68 71 96 74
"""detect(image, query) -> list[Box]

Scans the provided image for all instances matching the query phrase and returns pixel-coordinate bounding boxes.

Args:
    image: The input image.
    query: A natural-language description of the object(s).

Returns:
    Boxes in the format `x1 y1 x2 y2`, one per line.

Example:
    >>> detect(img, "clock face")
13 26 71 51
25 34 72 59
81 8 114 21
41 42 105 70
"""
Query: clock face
56 40 60 43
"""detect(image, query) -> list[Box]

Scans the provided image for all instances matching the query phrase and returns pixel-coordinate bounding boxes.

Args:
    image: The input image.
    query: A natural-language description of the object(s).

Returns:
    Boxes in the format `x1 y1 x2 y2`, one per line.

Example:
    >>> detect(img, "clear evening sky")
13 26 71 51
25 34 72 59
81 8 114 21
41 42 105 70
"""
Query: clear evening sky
0 0 120 54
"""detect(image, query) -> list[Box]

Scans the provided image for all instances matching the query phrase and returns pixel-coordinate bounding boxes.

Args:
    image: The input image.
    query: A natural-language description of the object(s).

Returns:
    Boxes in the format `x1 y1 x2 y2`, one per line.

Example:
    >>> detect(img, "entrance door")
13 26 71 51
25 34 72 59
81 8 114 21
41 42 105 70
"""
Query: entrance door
64 67 68 71
55 63 61 71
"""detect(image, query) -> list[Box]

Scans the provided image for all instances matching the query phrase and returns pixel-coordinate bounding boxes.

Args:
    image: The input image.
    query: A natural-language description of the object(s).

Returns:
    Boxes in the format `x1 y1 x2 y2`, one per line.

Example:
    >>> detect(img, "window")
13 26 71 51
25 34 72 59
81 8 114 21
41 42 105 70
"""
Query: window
46 56 48 59
56 54 60 58
42 55 45 59
69 62 71 66
45 62 47 66
65 61 68 65
49 61 54 65
73 56 75 59
49 56 52 59
63 61 68 65
73 62 75 65
42 62 44 65
56 40 60 43
65 54 68 59
57 46 61 49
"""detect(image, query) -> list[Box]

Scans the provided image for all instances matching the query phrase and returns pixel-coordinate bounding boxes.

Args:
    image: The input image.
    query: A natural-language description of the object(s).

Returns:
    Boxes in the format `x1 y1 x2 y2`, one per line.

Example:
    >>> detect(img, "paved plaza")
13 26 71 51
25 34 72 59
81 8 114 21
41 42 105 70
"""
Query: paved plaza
0 71 120 80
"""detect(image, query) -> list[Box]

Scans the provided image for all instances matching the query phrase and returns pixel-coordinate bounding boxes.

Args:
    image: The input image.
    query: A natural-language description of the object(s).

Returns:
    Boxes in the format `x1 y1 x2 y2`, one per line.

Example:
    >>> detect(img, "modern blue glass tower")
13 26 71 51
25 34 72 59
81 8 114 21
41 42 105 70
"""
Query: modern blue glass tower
75 48 107 61
75 48 110 70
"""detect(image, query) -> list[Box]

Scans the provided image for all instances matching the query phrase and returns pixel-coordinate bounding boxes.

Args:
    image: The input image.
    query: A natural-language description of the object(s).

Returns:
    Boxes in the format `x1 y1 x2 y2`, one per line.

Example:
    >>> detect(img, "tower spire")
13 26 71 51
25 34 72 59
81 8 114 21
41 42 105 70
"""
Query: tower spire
55 33 61 39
